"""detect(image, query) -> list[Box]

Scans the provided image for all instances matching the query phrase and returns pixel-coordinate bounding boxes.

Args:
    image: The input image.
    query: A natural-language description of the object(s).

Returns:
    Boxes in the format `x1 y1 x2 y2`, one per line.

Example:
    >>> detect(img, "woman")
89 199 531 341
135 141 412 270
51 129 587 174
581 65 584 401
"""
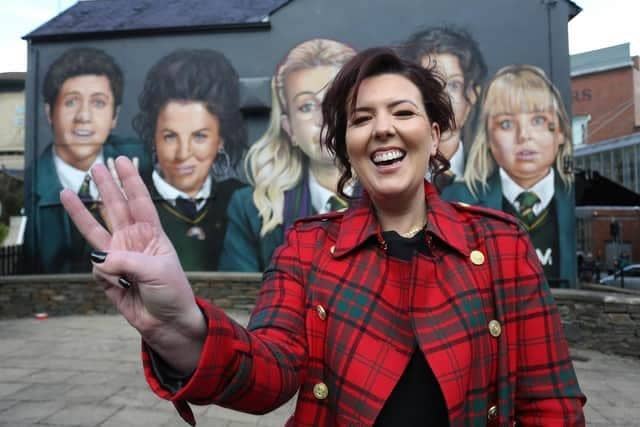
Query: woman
61 48 585 426
218 38 355 272
133 49 247 271
442 64 575 287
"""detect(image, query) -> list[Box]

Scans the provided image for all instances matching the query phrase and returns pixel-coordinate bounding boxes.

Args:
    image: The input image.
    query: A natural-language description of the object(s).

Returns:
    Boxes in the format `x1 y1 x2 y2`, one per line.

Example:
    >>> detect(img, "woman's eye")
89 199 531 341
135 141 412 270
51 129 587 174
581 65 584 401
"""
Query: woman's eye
350 115 371 126
393 109 415 118
532 115 548 126
498 120 512 130
297 101 315 113
163 133 177 143
193 132 208 142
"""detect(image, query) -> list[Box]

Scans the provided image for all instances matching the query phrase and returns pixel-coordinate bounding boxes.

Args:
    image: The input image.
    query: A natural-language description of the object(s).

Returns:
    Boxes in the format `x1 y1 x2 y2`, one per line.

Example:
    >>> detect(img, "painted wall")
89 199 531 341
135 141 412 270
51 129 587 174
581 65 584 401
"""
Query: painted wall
22 0 578 286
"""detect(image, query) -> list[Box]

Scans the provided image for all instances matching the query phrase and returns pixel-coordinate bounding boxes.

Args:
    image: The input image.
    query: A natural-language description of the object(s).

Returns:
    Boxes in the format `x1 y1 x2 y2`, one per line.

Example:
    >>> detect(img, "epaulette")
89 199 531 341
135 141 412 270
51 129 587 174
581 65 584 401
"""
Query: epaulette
451 201 521 227
293 210 345 226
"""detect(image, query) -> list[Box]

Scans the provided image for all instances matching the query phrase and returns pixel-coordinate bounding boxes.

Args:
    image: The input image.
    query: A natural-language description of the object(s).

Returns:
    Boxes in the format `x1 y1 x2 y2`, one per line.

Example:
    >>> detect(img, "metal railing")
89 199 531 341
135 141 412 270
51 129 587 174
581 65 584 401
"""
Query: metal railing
0 245 23 276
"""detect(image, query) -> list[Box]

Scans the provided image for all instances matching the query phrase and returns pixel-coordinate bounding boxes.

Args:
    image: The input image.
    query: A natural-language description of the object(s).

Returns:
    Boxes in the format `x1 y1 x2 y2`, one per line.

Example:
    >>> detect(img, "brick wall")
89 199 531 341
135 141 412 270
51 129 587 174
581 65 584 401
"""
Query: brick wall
572 67 636 142
1 274 638 358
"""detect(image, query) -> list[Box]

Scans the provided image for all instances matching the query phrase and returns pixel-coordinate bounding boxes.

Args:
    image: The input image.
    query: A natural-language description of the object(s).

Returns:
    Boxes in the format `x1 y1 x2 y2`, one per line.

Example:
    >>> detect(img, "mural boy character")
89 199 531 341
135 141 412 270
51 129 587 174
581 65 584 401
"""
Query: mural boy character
218 39 356 272
133 49 247 271
24 47 148 273
401 26 487 190
442 64 575 286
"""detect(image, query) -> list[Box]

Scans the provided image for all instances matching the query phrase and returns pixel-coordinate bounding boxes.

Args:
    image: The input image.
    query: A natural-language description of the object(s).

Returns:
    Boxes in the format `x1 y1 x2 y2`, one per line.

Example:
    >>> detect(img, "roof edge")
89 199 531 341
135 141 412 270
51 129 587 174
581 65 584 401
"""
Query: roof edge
23 21 271 42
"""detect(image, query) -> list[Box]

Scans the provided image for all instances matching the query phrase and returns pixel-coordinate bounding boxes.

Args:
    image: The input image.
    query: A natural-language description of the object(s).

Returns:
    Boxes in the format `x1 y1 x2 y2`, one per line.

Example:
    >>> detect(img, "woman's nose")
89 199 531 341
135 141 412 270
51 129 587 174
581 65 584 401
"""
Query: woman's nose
373 114 395 139
176 139 192 160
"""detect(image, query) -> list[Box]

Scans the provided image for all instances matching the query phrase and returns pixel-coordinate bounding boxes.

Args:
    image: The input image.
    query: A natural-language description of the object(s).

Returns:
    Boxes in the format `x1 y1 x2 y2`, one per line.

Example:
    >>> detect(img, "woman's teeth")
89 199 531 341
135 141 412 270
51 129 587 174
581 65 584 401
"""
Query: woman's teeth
372 150 405 165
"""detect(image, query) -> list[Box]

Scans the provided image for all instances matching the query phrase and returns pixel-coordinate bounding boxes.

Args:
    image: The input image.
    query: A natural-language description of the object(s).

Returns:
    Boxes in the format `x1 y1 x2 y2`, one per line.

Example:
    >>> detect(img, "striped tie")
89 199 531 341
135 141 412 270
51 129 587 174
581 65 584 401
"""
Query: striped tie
78 174 92 202
516 191 540 227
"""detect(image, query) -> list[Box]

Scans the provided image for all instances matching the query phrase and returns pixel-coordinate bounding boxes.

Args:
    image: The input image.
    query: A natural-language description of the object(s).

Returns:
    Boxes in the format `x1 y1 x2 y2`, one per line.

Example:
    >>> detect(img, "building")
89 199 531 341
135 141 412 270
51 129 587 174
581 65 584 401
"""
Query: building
571 44 640 270
0 72 26 177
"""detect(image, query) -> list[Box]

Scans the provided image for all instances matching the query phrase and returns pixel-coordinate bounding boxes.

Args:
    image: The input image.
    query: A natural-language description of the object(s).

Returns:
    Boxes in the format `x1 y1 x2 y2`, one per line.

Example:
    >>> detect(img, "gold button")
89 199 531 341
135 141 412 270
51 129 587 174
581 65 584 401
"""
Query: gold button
316 305 327 321
470 250 485 265
313 382 329 400
330 245 336 255
487 404 498 420
488 320 502 338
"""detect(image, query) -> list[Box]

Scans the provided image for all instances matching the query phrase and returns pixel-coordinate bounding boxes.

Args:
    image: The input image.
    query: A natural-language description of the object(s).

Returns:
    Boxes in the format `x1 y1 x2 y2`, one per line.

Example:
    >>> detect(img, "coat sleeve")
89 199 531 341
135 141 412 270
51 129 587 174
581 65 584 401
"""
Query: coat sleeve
142 226 308 423
512 230 586 426
218 188 263 272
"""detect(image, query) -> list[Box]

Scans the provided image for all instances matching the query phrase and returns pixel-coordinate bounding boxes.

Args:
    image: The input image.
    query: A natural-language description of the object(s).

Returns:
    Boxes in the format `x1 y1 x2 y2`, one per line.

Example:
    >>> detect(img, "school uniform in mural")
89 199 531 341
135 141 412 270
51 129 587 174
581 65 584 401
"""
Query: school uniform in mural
218 39 355 272
400 27 487 192
132 49 248 270
24 47 149 273
442 64 576 287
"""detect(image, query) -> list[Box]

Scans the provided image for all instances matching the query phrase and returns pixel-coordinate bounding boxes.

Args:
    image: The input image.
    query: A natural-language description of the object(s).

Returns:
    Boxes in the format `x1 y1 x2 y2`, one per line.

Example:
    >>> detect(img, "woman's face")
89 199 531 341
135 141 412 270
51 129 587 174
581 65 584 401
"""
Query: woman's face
154 101 222 197
345 73 440 203
421 53 475 152
488 110 564 189
283 65 340 166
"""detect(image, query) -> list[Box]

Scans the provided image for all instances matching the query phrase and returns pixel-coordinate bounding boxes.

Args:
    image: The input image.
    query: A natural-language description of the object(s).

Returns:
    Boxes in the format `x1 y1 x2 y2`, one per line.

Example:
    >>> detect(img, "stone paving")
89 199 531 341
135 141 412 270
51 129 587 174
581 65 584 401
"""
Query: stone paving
0 312 638 426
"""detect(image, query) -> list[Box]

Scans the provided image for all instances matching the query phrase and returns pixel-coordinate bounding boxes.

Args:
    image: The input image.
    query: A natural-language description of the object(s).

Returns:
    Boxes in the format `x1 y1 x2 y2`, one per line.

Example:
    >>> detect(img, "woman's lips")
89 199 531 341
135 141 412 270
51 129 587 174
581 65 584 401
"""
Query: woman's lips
516 150 538 160
174 165 196 175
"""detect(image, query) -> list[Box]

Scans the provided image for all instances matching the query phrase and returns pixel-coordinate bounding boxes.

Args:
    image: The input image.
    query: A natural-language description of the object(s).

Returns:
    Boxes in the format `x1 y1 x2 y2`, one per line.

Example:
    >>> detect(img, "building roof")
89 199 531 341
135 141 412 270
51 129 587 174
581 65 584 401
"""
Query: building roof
574 131 640 158
570 43 633 77
24 0 291 41
0 73 26 91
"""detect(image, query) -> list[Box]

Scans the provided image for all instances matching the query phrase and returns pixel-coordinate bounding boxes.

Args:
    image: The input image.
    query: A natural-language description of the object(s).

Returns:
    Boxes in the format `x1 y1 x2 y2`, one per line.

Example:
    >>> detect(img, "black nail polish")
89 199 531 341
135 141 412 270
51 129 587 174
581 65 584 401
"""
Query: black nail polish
90 251 107 263
118 277 132 289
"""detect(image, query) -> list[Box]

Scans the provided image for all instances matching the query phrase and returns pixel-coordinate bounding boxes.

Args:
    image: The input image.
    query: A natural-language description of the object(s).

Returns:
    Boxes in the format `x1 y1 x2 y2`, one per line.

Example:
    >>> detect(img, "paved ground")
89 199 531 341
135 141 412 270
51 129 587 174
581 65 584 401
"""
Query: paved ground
0 312 638 426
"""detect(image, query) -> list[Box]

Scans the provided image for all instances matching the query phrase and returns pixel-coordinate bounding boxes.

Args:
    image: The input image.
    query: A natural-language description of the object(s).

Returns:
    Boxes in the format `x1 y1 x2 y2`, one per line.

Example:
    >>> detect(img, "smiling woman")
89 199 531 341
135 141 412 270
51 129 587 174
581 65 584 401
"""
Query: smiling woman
132 49 247 270
59 47 585 427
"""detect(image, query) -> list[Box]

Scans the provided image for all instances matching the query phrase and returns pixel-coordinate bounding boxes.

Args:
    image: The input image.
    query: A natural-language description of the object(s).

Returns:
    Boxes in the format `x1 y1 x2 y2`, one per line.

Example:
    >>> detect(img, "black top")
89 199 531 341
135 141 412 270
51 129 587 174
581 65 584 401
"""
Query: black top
374 230 449 427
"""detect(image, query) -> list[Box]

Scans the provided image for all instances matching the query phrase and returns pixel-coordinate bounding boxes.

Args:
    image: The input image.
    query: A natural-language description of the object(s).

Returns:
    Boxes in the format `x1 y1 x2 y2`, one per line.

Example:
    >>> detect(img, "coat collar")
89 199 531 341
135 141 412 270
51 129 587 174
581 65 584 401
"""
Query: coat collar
333 180 471 257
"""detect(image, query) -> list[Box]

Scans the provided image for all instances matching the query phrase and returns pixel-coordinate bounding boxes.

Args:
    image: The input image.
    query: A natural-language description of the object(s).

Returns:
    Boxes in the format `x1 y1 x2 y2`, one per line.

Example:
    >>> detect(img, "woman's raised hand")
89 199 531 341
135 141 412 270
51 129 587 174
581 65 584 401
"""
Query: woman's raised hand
60 156 206 373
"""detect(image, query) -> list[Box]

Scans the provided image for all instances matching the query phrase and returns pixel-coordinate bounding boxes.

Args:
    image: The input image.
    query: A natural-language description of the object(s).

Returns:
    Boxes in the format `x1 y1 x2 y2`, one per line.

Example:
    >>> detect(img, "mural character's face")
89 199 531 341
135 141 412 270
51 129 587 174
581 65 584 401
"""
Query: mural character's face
488 110 563 189
154 101 222 198
345 74 439 202
282 65 340 166
47 75 117 171
421 53 475 157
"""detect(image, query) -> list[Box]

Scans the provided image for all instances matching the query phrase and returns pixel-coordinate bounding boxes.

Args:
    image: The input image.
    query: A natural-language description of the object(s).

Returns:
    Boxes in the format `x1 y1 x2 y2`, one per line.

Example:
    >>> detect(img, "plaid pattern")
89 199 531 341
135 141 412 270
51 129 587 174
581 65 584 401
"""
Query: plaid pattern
143 181 585 426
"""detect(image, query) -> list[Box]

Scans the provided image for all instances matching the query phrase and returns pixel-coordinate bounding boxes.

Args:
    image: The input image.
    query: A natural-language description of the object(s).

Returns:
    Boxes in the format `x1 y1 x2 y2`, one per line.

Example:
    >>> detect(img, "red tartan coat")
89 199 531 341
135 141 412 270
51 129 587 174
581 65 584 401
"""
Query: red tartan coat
143 181 586 426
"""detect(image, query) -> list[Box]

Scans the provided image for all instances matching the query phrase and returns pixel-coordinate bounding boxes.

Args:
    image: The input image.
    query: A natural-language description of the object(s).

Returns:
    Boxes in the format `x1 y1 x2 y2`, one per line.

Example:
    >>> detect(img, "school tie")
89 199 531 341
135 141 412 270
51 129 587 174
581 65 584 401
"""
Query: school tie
516 191 540 226
327 195 348 212
77 174 93 202
175 197 201 220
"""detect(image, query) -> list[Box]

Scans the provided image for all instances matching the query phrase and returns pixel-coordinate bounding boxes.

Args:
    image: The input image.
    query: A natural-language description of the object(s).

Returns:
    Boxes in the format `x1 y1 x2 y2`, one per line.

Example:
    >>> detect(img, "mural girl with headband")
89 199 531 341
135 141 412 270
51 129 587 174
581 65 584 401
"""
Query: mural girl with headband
443 64 575 286
219 38 356 272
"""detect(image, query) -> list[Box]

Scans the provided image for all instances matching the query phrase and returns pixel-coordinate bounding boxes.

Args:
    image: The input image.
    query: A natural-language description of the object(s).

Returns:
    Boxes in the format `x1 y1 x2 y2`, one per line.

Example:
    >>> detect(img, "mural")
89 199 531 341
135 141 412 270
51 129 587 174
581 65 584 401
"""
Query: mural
219 38 356 272
132 49 247 271
24 47 149 273
442 64 575 286
400 27 487 191
22 26 575 286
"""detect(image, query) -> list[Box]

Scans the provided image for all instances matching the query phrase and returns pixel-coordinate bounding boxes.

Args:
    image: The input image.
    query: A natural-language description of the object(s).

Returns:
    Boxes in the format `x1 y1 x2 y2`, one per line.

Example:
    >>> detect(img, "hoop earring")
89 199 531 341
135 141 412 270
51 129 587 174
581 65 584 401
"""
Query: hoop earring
212 146 233 178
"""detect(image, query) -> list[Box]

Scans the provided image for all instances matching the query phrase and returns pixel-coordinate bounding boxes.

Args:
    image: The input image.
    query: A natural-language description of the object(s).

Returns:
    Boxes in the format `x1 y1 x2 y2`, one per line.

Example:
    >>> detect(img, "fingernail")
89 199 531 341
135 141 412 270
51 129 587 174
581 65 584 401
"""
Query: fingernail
118 277 132 289
90 251 107 263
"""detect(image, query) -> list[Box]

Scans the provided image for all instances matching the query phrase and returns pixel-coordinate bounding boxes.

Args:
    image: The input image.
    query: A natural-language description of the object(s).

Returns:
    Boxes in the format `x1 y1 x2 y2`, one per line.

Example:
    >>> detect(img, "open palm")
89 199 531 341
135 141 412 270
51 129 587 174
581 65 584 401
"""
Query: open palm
60 157 198 336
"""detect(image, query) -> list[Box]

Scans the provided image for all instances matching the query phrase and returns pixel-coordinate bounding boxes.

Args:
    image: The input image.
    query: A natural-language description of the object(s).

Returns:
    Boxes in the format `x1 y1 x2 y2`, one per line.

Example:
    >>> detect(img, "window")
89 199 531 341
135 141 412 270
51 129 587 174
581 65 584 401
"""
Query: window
572 115 590 146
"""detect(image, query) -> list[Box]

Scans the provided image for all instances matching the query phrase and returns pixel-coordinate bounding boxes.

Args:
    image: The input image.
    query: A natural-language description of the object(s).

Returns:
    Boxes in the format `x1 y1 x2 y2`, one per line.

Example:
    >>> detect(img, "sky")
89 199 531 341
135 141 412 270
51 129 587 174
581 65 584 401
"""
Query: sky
0 0 639 73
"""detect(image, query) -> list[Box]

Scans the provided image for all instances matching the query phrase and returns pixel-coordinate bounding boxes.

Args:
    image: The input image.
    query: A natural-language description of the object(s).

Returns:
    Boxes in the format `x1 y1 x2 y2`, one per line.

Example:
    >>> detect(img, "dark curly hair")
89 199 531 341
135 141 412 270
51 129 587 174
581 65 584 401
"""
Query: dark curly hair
400 26 487 104
321 47 455 198
132 49 247 167
43 47 123 116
